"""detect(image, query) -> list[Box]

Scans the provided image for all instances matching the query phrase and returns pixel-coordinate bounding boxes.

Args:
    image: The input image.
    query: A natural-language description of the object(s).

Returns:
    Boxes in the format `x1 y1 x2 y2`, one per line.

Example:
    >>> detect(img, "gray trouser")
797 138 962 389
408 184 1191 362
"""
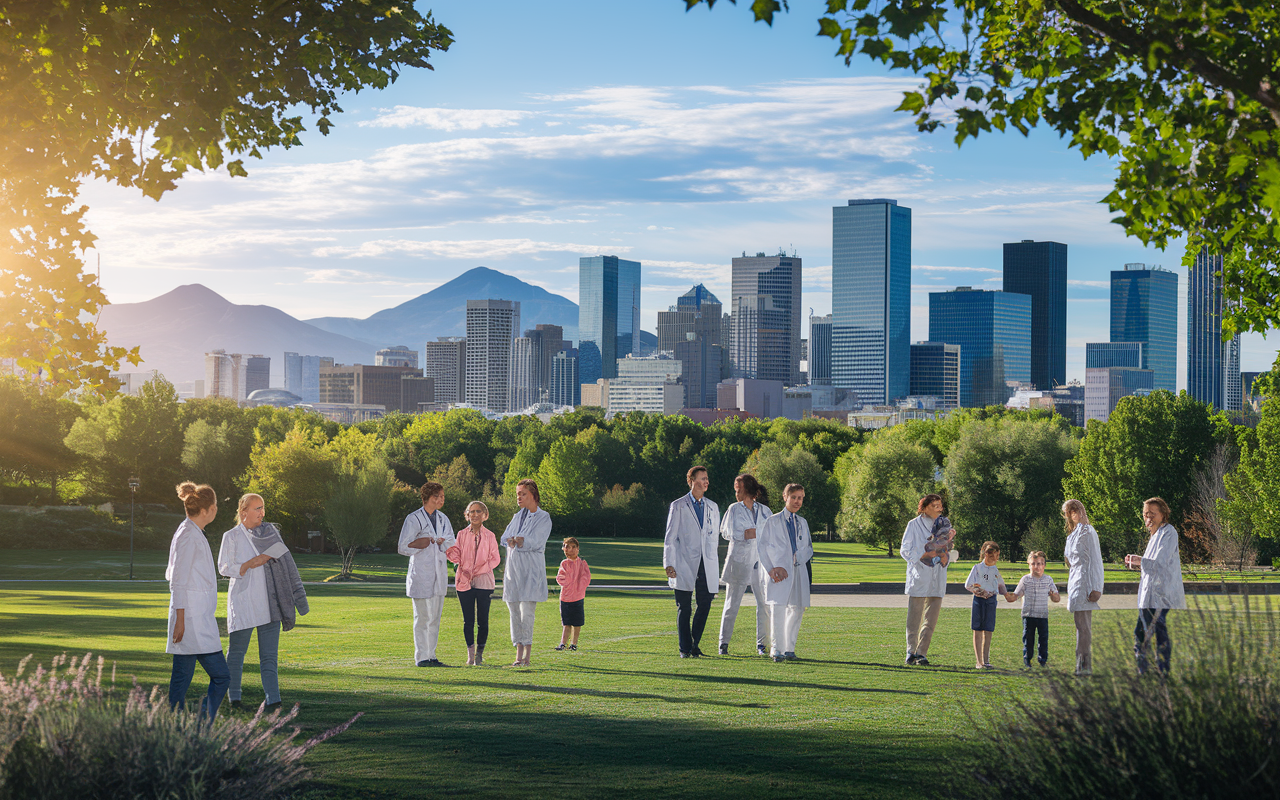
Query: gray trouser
1074 610 1093 673
227 620 282 704
507 600 538 646
906 596 942 656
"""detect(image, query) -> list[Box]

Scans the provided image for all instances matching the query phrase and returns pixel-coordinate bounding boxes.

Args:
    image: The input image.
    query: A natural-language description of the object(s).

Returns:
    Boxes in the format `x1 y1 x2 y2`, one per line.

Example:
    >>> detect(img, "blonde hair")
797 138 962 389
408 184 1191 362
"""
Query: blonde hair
1061 498 1089 530
176 482 216 517
237 493 265 526
1027 551 1047 564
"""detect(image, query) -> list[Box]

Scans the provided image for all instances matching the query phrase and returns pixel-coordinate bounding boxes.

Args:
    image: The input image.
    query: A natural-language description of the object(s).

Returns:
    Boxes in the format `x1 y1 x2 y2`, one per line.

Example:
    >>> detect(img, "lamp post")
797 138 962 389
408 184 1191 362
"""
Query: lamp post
128 477 139 580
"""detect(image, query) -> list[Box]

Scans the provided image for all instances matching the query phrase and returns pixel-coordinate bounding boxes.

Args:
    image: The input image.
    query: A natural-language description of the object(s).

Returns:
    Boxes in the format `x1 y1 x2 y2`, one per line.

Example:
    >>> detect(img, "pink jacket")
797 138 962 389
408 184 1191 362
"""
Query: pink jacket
556 558 591 603
446 526 501 592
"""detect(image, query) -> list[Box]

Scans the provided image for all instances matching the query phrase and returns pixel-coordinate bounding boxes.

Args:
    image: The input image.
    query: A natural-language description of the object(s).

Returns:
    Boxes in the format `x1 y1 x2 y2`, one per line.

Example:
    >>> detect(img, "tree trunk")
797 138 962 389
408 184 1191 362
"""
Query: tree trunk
341 545 356 578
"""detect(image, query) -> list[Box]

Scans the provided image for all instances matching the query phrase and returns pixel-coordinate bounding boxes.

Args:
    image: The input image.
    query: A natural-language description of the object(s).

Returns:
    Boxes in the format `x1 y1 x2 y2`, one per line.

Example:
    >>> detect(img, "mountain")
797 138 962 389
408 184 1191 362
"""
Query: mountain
97 284 378 385
305 266 580 346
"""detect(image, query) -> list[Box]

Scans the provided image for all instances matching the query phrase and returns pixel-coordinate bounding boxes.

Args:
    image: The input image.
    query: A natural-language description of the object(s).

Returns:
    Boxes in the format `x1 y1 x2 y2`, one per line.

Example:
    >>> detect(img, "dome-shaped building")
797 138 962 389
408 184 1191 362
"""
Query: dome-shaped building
245 388 303 408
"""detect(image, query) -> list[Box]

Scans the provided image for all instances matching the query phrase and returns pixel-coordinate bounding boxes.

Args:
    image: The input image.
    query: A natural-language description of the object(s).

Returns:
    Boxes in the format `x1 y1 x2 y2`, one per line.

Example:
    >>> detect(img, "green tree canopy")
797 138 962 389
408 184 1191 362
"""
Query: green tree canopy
533 438 598 520
744 442 840 532
327 455 396 578
840 432 939 555
63 376 182 502
241 425 339 538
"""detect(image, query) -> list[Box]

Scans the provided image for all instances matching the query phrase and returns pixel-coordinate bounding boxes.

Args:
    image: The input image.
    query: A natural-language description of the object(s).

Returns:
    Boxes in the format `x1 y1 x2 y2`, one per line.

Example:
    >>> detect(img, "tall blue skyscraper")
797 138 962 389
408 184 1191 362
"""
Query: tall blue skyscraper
1187 249 1242 410
1110 263 1178 393
731 253 802 384
929 287 1032 407
808 314 832 386
578 255 641 384
831 199 911 404
1002 240 1067 390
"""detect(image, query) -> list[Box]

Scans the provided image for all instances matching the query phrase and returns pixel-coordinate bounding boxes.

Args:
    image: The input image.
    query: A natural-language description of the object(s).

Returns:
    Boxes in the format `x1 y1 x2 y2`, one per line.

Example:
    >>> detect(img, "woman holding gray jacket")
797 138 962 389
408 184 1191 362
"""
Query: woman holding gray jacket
218 493 309 711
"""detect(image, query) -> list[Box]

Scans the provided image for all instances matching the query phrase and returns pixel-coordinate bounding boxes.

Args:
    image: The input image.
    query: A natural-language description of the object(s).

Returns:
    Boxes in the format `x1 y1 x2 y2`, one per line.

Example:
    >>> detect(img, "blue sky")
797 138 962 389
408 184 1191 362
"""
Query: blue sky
82 0 1275 384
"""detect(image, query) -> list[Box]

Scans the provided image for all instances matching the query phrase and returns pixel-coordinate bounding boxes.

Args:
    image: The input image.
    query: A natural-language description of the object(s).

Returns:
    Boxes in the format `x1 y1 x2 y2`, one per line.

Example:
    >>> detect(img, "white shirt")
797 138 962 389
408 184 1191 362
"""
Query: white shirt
398 507 456 599
500 507 553 603
165 518 222 655
965 562 1007 597
217 524 272 633
1013 574 1059 618
1137 523 1186 610
720 500 772 584
756 509 813 607
900 515 948 597
1064 523 1105 612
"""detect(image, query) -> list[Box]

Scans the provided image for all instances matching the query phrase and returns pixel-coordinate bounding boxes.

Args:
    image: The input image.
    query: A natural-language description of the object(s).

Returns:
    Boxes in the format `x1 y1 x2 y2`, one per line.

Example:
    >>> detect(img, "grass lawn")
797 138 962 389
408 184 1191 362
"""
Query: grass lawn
0 579 1141 799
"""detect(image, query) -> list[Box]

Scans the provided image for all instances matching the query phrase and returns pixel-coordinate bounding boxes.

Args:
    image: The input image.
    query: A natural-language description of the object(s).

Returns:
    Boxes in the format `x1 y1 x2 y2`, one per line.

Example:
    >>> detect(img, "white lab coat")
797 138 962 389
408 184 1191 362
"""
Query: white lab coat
1137 523 1187 610
900 514 948 597
217 524 272 633
398 507 456 599
720 501 773 585
1064 522 1105 612
756 510 813 607
165 518 222 655
663 493 721 593
500 507 553 603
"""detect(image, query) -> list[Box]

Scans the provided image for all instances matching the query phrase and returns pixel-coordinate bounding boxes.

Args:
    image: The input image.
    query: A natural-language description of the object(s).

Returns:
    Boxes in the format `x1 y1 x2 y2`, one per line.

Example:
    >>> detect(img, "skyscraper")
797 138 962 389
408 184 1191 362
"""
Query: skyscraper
730 252 802 384
1188 249 1242 410
284 352 334 403
375 345 418 369
205 350 268 402
1111 263 1178 392
928 287 1031 407
509 336 537 410
832 199 911 404
578 255 641 385
465 299 520 413
657 285 723 352
534 324 565 397
550 348 580 407
808 314 832 386
909 341 960 408
424 337 466 404
1003 240 1067 390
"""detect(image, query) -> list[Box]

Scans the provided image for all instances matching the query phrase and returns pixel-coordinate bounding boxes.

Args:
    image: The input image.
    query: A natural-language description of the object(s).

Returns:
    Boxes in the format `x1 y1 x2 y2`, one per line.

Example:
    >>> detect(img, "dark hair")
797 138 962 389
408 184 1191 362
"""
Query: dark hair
784 482 805 498
686 465 708 484
176 481 216 517
734 473 768 505
918 494 944 514
420 482 444 502
980 540 1001 557
518 479 541 505
1144 497 1171 525
562 537 580 548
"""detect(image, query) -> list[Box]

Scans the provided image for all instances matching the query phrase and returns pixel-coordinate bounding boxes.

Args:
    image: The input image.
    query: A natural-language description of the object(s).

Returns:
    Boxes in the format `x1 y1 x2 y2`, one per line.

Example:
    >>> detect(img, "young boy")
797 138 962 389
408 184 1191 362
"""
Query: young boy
555 537 591 651
1006 550 1061 667
966 541 1007 669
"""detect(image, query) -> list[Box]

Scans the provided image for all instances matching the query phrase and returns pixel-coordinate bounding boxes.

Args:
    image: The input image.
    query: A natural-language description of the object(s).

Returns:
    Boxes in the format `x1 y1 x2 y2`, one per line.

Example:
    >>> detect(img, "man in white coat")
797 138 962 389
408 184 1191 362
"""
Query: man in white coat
757 483 813 662
398 481 456 667
663 465 721 658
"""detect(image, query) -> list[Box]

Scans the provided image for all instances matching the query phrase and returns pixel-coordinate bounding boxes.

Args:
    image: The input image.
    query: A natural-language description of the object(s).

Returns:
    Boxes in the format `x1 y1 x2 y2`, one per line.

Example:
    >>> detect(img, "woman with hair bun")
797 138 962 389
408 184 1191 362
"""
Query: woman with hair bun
717 473 773 656
166 481 229 721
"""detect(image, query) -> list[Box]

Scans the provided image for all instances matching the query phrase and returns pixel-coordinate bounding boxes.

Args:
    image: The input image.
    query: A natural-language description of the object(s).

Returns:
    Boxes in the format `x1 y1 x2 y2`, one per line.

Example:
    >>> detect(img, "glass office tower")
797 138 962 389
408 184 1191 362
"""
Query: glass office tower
730 253 802 384
1110 263 1178 392
928 287 1031 407
831 199 911 404
909 341 960 408
808 314 832 386
578 255 641 384
1187 249 1242 410
1002 240 1067 390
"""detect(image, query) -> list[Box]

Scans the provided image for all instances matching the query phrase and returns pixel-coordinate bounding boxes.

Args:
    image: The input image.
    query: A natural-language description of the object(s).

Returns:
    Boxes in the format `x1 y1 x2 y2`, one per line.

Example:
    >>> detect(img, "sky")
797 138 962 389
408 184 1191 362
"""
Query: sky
80 0 1277 385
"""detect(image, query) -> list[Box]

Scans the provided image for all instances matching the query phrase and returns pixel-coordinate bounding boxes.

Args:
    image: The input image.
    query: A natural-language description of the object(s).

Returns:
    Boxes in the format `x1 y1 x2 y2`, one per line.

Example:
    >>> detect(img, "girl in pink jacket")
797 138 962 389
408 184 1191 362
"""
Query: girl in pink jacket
555 537 591 651
446 501 502 666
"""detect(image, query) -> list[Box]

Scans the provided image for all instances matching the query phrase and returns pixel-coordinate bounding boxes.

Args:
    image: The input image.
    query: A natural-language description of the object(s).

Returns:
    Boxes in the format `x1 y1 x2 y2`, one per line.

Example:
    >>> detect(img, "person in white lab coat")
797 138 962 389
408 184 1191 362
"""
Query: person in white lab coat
166 481 229 721
900 494 953 666
663 465 721 658
501 478 553 667
717 473 773 656
398 482 456 667
1062 498 1104 675
757 483 813 662
1125 497 1186 674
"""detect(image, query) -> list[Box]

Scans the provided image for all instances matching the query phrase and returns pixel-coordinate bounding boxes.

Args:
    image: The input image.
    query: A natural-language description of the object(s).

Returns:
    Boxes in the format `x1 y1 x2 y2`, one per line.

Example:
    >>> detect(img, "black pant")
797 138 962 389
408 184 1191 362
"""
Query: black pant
457 587 493 648
1022 617 1049 665
1134 608 1171 674
674 560 713 654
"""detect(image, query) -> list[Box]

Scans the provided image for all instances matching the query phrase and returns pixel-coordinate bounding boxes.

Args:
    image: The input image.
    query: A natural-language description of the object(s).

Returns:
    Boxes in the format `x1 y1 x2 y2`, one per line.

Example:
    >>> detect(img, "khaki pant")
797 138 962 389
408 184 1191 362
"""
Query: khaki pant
906 596 943 656
1074 610 1093 674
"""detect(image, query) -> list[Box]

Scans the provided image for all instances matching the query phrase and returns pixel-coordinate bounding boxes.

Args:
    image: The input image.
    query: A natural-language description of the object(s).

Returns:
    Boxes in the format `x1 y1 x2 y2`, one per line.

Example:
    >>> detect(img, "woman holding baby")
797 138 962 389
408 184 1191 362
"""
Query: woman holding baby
900 494 954 667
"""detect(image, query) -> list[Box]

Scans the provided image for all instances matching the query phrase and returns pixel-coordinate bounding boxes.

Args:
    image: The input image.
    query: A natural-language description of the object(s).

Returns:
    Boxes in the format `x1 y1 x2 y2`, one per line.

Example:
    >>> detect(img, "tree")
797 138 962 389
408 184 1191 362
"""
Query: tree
1222 398 1280 563
1 1 452 391
840 433 939 555
430 454 485 528
181 419 249 531
945 416 1079 559
241 426 338 539
743 442 840 533
0 376 81 502
686 0 1280 335
533 438 598 520
692 437 755 510
326 456 396 578
1062 391 1229 558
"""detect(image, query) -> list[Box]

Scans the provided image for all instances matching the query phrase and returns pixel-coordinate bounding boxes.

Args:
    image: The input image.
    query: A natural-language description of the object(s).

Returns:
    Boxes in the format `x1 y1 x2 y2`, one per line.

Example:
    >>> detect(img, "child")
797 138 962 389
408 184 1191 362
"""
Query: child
966 541 1007 669
1006 550 1061 667
555 537 591 651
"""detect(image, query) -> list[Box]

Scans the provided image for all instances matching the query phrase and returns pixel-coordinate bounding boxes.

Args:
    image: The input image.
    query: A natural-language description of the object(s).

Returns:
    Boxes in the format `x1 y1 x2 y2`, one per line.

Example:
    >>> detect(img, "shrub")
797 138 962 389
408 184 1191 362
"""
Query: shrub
957 597 1280 798
0 653 360 799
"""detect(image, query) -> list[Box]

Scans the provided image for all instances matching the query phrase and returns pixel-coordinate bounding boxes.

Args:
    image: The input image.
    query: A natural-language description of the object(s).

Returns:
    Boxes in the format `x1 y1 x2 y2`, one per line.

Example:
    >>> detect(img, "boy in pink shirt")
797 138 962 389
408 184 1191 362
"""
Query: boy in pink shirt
555 537 591 651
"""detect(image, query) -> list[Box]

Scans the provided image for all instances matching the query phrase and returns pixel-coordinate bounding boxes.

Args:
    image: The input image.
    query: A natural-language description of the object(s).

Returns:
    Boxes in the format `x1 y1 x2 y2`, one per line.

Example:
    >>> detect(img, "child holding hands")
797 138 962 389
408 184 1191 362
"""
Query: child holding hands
966 541 1007 669
1006 550 1061 667
555 537 591 651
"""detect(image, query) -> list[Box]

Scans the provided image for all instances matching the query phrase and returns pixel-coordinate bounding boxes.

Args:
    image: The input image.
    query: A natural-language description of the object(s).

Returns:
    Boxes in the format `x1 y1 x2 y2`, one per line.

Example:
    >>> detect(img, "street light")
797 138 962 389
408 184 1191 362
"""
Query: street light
128 477 140 580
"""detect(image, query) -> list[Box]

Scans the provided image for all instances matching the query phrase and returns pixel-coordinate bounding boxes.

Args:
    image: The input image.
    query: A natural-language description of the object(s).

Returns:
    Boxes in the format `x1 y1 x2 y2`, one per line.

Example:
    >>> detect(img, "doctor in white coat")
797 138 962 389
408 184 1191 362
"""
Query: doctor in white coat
1062 498 1104 675
900 493 952 666
398 481 456 667
717 473 772 656
1125 496 1186 674
500 478 554 667
663 465 721 658
166 481 229 721
757 483 814 661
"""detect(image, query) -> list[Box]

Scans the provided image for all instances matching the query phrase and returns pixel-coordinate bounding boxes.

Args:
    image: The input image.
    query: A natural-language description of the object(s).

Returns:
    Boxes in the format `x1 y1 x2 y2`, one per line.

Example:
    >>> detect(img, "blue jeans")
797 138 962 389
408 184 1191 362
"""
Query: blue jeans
1134 608 1171 674
1022 617 1049 665
227 620 282 704
168 651 230 720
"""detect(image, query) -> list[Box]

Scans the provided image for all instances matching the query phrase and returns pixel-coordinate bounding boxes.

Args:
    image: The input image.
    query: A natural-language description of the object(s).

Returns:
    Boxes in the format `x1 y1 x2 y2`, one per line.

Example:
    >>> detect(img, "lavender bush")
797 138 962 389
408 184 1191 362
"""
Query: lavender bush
0 653 361 799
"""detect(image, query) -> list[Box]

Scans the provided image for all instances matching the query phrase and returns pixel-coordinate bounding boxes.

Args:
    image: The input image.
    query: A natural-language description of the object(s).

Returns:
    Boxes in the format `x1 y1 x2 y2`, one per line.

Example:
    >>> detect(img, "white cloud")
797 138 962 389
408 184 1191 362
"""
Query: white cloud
312 239 634 260
913 264 1001 273
1068 279 1110 288
360 107 533 130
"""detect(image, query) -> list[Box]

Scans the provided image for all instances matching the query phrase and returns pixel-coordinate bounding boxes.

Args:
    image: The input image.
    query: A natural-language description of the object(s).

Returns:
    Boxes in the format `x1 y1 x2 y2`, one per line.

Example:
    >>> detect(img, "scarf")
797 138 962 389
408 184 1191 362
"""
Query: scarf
247 523 309 632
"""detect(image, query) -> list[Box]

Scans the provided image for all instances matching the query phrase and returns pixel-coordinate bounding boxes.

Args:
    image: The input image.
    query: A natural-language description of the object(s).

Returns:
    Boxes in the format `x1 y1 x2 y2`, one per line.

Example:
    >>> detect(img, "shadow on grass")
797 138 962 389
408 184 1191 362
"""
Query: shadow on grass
566 664 928 695
429 678 774 708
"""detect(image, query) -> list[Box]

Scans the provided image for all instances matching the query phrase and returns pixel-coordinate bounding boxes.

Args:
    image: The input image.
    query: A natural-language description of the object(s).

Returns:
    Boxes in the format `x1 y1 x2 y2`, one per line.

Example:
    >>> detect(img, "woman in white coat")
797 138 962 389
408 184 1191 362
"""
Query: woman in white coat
757 483 813 662
1062 498 1104 675
219 492 308 710
500 479 553 667
1125 496 1186 674
717 474 772 656
398 481 456 667
900 494 952 666
663 465 721 658
166 482 229 721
